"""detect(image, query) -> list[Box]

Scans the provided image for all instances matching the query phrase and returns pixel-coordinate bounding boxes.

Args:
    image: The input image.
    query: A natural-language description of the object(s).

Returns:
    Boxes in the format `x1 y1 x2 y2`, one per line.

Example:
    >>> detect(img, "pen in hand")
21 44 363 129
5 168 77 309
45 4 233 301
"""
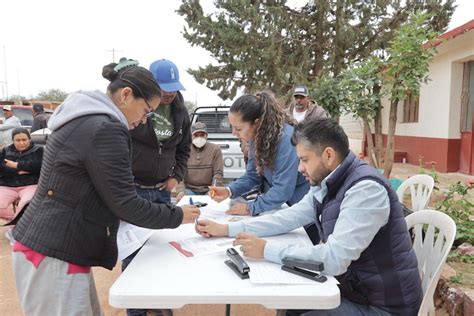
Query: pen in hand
210 178 218 197
190 197 199 226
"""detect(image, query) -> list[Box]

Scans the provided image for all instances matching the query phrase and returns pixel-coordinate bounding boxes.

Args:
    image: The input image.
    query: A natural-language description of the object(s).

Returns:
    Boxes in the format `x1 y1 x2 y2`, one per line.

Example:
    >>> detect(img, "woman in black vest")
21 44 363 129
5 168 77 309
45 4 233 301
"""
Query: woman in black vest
0 127 43 222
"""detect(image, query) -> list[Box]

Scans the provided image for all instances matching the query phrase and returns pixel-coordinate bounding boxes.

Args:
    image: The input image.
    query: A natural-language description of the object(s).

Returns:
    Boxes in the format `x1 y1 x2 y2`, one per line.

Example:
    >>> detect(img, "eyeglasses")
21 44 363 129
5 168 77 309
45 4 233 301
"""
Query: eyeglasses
119 71 154 118
143 98 154 118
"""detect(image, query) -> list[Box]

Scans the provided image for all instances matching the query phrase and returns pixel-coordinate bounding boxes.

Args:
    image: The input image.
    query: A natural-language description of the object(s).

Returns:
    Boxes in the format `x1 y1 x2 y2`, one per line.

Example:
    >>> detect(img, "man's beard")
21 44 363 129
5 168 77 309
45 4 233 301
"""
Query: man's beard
294 103 306 110
309 169 331 187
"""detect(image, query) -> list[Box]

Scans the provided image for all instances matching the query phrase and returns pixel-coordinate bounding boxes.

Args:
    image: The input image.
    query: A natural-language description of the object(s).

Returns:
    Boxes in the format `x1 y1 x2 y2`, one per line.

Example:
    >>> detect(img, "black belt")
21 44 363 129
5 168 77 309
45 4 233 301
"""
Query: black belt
135 182 166 189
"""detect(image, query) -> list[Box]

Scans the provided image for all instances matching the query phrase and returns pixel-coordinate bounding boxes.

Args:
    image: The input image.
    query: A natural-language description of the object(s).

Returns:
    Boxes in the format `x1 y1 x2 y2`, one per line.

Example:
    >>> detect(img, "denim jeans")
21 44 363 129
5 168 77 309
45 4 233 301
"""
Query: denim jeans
122 187 172 316
135 186 171 204
185 189 207 196
285 297 393 316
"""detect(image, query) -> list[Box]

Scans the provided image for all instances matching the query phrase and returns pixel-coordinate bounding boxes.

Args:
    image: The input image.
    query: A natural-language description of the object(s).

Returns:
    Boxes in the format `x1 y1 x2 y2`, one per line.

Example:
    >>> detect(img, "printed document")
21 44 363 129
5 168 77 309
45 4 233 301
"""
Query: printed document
117 222 155 261
177 195 232 222
169 236 234 257
245 232 337 285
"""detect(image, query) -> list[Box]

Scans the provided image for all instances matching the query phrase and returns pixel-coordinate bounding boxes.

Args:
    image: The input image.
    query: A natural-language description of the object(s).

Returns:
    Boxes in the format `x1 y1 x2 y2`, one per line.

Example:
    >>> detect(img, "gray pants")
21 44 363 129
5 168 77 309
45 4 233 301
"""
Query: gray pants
13 251 103 316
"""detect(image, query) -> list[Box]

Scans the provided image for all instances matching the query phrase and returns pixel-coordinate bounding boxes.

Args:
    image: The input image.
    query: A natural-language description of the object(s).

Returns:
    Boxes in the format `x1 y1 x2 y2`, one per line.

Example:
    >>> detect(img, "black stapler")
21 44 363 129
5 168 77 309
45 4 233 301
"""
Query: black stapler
225 248 250 279
281 257 327 283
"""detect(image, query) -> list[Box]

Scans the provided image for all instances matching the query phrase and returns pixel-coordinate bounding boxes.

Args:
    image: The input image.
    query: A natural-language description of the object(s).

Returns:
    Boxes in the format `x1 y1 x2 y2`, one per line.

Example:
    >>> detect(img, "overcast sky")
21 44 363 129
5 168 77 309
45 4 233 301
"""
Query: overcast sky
0 0 473 105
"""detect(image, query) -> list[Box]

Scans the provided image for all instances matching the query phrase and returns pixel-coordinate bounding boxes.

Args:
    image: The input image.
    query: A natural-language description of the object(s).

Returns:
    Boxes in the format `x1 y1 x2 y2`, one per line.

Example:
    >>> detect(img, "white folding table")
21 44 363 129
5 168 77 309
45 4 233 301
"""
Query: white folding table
109 198 340 313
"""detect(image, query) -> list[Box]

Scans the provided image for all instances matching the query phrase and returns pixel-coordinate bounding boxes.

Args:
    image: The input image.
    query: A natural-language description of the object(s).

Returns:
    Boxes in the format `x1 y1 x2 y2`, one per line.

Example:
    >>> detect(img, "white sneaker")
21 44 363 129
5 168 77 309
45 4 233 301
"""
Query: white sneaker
5 230 14 246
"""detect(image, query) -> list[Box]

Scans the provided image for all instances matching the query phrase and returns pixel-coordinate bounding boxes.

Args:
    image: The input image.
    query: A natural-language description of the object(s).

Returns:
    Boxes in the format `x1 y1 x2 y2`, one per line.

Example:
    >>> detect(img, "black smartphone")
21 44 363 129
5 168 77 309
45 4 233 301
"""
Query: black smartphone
193 202 208 207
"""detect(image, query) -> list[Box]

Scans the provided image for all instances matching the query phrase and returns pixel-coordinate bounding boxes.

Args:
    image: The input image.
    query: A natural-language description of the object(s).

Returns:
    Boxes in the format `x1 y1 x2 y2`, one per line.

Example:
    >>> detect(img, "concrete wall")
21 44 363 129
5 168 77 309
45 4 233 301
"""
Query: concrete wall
380 30 474 139
339 113 364 154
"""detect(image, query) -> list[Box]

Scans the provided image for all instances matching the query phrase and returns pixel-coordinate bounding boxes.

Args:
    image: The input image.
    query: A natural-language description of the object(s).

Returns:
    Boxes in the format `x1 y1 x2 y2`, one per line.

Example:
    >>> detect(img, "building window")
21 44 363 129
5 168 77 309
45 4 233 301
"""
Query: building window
402 93 419 123
461 61 474 132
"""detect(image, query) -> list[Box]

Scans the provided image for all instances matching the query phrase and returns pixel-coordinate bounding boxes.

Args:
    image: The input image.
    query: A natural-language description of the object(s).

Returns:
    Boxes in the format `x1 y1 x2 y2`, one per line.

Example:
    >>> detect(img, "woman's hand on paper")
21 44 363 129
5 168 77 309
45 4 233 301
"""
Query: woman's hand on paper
181 205 200 224
208 186 229 202
226 202 249 215
195 219 228 237
233 232 266 259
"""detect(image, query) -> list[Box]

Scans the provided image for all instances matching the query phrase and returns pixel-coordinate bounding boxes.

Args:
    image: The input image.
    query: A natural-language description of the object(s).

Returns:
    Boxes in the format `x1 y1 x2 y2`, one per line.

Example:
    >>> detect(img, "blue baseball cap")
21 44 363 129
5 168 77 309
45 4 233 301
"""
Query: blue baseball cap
149 59 185 92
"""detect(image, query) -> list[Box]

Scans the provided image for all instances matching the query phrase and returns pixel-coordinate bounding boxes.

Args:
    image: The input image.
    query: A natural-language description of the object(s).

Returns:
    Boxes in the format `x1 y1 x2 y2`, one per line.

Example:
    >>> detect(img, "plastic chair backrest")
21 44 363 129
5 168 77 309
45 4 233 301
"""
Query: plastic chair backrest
396 175 435 211
405 210 456 316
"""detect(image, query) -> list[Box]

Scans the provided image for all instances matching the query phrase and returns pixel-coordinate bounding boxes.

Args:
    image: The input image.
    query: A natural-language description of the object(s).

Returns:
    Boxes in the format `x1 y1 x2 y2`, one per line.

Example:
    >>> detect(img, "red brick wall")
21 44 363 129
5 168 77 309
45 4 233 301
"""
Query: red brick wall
365 134 463 173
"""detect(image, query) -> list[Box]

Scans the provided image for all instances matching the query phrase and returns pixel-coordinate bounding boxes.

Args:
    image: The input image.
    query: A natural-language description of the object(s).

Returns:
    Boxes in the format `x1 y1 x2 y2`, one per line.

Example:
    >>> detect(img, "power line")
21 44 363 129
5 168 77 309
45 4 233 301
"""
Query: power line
105 48 124 63
3 45 8 100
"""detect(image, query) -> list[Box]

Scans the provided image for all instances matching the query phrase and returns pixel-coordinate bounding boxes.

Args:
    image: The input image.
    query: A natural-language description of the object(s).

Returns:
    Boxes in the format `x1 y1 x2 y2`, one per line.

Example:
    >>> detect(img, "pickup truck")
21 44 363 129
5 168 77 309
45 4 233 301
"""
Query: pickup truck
190 106 245 179
30 106 247 180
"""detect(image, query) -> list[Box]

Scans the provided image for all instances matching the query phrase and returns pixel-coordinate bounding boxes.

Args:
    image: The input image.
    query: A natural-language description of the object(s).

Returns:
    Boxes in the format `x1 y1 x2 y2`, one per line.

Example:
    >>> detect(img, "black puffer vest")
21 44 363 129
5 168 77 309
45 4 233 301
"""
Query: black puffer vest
314 152 422 315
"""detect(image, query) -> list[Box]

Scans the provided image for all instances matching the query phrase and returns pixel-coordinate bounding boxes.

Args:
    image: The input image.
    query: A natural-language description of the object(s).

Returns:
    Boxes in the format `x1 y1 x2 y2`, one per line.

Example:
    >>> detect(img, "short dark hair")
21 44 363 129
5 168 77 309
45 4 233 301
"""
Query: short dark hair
291 118 349 158
33 103 44 113
12 127 31 140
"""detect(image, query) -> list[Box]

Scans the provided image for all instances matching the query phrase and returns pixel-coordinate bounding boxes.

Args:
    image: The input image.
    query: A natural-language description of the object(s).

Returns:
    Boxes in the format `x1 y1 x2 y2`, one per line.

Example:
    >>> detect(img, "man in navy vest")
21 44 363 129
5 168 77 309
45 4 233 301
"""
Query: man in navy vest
196 118 422 315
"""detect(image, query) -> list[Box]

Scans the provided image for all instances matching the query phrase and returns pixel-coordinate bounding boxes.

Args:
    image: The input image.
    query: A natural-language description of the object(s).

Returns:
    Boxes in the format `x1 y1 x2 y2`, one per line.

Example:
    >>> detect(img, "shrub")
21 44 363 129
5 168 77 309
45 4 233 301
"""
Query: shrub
436 181 474 248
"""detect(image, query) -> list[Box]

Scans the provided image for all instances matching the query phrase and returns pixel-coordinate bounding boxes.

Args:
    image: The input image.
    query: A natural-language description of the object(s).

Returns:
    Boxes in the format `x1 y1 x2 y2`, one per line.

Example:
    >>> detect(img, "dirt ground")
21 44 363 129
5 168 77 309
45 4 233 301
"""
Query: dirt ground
1 162 472 316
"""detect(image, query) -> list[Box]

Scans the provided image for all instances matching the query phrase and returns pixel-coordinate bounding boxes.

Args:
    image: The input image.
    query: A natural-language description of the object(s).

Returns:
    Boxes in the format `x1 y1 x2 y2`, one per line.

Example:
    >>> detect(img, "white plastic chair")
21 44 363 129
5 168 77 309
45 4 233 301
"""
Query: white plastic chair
397 174 435 211
405 209 456 316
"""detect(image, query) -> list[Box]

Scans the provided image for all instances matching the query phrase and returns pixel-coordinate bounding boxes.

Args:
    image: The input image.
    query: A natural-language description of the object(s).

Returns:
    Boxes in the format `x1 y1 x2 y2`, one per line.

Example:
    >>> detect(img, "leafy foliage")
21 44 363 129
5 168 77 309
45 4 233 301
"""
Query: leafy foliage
36 88 68 102
8 94 26 101
178 0 454 100
311 73 347 119
340 57 385 120
418 156 440 191
384 12 438 102
437 181 474 247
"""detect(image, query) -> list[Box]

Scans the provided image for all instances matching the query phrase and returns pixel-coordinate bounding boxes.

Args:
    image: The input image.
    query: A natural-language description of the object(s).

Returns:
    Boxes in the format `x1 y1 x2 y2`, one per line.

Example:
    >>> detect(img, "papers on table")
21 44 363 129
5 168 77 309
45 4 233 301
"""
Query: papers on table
246 232 325 285
168 229 334 285
169 236 234 257
117 195 232 262
117 222 155 261
177 195 233 222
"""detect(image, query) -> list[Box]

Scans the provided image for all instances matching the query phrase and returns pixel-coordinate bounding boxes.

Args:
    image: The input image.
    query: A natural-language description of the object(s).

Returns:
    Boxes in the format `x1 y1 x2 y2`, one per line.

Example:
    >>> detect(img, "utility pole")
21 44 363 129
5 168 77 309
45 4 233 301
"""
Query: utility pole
17 68 22 105
105 48 123 63
3 45 8 100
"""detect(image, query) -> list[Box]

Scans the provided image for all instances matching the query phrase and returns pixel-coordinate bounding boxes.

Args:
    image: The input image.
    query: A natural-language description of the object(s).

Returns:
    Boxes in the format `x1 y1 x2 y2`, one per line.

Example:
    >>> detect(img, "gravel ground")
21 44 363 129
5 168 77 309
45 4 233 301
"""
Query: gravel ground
1 162 472 315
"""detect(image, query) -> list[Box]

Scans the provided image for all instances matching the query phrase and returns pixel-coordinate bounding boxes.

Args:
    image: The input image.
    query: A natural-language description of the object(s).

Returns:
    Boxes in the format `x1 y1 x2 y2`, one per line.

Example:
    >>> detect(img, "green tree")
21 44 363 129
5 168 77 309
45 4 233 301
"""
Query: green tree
178 0 454 100
9 94 26 101
342 12 437 177
36 88 68 102
383 12 438 177
311 73 347 120
340 57 385 168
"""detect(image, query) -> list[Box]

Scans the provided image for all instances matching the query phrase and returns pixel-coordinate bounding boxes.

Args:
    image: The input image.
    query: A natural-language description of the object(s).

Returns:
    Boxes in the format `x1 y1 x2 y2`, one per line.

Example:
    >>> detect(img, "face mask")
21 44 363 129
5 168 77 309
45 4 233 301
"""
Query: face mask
192 137 207 148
